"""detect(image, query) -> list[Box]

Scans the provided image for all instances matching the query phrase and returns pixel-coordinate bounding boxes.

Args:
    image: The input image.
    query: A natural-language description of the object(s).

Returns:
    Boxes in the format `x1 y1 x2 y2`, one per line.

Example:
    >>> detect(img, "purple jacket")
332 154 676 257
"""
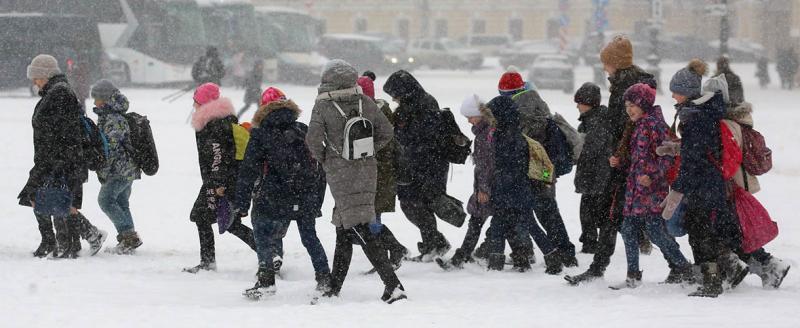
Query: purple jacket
623 105 673 217
467 120 495 218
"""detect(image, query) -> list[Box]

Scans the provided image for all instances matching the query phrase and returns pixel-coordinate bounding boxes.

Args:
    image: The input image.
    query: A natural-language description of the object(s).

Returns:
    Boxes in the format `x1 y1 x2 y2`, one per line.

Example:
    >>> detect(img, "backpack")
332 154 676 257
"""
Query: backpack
544 118 574 177
264 124 324 208
551 112 583 162
327 99 376 161
740 125 772 176
124 112 159 176
715 122 742 181
433 107 472 164
523 134 554 184
80 114 109 171
232 123 251 161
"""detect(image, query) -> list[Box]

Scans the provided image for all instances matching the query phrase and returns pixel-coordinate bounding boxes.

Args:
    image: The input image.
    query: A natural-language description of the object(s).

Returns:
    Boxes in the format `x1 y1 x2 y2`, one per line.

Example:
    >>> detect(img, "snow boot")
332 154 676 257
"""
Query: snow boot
749 257 791 289
315 271 332 293
543 251 563 275
719 252 749 290
565 266 604 286
558 250 579 268
33 218 56 258
663 264 696 284
183 261 217 274
244 266 276 300
510 251 532 273
54 219 81 259
610 271 643 290
107 231 143 255
389 246 408 270
379 226 408 269
487 253 505 271
689 263 723 298
436 248 469 271
84 226 108 256
381 283 407 304
580 242 598 254
473 241 489 261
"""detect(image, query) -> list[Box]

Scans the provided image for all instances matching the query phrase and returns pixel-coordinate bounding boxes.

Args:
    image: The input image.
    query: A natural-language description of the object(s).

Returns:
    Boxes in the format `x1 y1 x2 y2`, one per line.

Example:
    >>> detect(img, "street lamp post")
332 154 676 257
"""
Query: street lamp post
719 0 730 57
646 0 662 92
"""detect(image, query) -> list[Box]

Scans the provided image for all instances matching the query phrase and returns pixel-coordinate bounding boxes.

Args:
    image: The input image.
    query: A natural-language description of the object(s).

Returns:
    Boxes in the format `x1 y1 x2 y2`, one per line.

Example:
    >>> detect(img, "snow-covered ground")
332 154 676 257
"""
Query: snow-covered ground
1 62 797 328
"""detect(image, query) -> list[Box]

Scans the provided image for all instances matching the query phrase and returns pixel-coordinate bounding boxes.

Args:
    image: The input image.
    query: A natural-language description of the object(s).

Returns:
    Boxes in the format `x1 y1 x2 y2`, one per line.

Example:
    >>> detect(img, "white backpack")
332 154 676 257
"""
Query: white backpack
331 99 375 160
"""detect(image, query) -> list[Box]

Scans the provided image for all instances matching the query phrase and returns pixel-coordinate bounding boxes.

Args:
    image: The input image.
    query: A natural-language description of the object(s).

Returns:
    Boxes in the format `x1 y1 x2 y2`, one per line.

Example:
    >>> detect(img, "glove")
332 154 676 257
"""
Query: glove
660 190 684 221
369 221 384 235
656 140 681 157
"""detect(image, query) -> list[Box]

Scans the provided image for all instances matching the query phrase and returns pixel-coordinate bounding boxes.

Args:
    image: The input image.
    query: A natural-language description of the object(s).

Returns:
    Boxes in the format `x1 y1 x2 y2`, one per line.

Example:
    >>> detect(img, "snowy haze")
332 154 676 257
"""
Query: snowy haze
0 61 798 327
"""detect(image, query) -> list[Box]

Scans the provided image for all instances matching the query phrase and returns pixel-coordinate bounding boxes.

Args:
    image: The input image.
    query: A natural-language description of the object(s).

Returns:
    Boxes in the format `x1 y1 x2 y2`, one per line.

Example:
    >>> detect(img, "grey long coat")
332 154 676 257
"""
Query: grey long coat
306 60 393 228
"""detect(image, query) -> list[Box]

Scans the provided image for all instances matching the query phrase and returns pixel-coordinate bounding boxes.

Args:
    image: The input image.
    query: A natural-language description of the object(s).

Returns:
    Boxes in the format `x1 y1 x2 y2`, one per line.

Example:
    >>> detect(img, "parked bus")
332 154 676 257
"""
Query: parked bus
255 6 326 84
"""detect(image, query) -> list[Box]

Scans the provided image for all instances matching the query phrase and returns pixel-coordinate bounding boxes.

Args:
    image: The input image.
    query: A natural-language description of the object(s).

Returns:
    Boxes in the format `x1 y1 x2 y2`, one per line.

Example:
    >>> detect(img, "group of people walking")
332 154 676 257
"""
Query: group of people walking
19 34 790 304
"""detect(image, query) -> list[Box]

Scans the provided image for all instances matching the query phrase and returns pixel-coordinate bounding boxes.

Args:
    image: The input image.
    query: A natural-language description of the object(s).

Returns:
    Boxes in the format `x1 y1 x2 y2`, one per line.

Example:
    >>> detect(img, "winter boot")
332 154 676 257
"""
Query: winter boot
558 250 579 268
718 252 749 290
183 261 217 274
84 225 108 256
108 231 143 255
243 266 277 300
379 227 408 269
510 251 532 273
663 265 696 284
473 242 489 261
565 266 604 286
689 263 723 298
33 218 56 258
315 271 332 293
610 271 643 290
749 257 791 289
580 242 598 254
487 253 506 271
543 251 563 275
381 283 407 304
55 219 81 259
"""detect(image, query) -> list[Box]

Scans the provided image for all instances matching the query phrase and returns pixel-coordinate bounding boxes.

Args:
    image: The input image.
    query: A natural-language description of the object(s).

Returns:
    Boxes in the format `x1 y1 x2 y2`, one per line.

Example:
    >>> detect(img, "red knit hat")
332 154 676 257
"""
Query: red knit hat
357 76 375 100
498 66 525 93
260 87 287 106
193 83 220 105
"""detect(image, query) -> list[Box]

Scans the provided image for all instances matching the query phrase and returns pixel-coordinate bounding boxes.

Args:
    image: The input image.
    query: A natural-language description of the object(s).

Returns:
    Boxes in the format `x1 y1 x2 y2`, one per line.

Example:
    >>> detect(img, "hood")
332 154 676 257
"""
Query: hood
487 96 520 129
640 105 666 124
318 59 358 94
383 70 425 103
610 66 657 90
93 91 129 116
252 99 301 128
726 101 754 127
39 74 70 97
678 91 726 123
191 97 235 131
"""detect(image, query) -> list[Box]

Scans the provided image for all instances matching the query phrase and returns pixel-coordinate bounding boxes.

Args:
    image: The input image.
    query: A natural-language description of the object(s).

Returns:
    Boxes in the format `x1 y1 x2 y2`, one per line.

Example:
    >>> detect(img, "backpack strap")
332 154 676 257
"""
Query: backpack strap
331 98 364 118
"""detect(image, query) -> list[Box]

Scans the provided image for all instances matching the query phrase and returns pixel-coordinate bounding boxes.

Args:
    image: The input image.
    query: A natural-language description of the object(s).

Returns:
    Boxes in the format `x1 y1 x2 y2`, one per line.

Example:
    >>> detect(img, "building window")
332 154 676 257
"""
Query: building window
435 19 448 38
472 19 486 34
509 19 523 41
397 19 410 40
355 18 367 33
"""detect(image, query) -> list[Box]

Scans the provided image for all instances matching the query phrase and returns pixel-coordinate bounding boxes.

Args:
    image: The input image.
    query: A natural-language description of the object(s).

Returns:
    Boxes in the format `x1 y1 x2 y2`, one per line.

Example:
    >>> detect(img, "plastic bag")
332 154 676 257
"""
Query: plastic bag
216 197 234 234
734 185 778 253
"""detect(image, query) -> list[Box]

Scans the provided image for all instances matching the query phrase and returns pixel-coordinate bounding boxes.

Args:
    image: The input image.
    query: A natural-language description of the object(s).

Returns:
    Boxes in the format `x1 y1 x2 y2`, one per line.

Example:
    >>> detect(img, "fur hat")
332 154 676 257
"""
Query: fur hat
357 76 375 100
27 54 61 80
669 59 707 99
90 79 119 101
623 83 657 112
498 66 525 94
260 87 287 106
600 35 634 70
193 83 220 105
460 94 484 118
574 82 601 107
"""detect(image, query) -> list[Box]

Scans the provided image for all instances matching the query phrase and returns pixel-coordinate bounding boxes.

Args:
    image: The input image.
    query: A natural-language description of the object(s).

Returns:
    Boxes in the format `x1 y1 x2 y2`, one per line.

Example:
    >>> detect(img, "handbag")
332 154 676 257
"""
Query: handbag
665 199 687 237
216 197 235 234
431 194 467 228
733 185 778 253
33 177 72 217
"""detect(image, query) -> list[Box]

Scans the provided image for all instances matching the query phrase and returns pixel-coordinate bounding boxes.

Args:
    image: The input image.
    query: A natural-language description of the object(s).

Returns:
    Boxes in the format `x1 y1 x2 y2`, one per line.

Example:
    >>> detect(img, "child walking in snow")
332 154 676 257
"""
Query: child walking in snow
611 83 691 289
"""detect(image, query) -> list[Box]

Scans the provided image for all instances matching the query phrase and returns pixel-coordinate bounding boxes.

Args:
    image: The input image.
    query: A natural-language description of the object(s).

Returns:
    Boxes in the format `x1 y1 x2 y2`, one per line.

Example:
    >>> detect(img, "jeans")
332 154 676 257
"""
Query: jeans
252 214 330 274
621 215 689 273
531 183 576 256
98 178 134 234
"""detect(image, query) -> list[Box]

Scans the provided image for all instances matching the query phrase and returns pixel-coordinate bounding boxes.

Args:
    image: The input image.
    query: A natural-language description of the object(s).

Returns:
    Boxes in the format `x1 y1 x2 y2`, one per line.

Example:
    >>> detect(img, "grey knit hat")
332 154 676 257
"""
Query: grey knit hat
90 79 119 101
27 54 61 80
669 59 707 99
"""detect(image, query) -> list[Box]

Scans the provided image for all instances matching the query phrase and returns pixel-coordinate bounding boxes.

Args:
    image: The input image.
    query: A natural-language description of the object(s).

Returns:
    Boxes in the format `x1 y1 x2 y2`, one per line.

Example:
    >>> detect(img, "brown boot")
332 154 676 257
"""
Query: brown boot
107 231 143 255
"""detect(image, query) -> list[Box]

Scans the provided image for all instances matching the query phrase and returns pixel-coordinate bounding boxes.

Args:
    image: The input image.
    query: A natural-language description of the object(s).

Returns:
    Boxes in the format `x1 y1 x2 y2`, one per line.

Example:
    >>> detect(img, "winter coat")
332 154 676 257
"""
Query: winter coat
243 68 263 104
94 91 141 182
375 99 398 214
234 100 325 219
510 89 551 142
672 92 727 209
607 65 656 140
383 70 449 202
574 105 615 195
623 105 673 217
489 97 534 213
18 74 86 209
467 118 495 218
724 102 760 194
192 54 225 86
306 64 393 229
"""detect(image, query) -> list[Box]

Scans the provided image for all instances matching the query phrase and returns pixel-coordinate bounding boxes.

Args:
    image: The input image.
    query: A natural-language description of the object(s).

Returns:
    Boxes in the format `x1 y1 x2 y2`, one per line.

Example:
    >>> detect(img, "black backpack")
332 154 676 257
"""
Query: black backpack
543 118 574 177
80 114 109 171
124 112 159 176
433 108 472 164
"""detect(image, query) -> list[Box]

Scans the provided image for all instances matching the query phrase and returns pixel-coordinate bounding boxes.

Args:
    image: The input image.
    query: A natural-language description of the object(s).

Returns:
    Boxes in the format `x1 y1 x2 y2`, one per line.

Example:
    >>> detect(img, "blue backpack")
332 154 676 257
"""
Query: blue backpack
543 118 574 177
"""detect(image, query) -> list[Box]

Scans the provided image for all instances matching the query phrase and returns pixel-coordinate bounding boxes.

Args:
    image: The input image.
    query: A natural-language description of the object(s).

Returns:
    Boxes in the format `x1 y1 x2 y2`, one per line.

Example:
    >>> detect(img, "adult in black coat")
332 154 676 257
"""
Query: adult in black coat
715 56 745 106
192 47 226 86
184 83 255 273
19 55 105 259
383 70 451 259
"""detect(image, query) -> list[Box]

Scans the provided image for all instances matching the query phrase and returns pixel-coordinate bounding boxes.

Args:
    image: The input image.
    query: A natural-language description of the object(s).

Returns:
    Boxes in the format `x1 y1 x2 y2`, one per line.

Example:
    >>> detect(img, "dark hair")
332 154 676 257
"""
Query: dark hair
362 70 376 81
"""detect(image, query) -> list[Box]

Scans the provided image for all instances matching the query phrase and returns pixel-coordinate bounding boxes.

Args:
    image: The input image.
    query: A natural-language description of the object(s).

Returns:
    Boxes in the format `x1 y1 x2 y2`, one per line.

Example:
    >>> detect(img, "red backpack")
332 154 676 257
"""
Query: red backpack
740 125 773 176
714 122 742 181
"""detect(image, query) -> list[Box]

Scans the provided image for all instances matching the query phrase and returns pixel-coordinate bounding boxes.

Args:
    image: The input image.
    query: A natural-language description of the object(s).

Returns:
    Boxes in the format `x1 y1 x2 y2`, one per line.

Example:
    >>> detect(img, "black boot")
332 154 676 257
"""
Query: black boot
719 252 749 290
54 218 80 259
183 261 217 273
510 251 532 273
243 266 276 300
689 263 723 297
565 266 604 285
558 250 579 268
381 283 407 304
610 271 643 290
33 216 56 258
473 242 489 261
663 264 695 284
315 271 332 293
488 253 505 271
74 212 106 256
543 251 563 275
379 227 408 269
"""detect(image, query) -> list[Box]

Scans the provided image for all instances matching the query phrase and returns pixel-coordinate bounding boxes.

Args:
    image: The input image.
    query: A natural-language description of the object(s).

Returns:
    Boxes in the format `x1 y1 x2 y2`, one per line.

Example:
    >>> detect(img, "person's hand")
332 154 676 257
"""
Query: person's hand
478 192 490 204
637 175 652 187
70 207 78 215
609 156 620 168
215 187 226 197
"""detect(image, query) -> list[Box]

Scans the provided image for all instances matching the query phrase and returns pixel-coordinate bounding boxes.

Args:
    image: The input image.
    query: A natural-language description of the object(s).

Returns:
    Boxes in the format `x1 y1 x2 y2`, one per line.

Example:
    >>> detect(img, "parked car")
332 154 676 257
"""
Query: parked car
408 38 483 70
460 34 512 56
499 39 577 69
317 34 414 74
528 54 574 93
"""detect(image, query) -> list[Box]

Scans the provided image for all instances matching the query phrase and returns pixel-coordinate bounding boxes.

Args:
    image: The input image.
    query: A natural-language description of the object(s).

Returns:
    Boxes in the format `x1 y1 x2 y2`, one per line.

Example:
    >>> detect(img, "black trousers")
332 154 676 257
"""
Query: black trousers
330 224 401 294
399 199 448 249
684 203 726 264
587 187 624 273
579 194 609 247
196 217 256 264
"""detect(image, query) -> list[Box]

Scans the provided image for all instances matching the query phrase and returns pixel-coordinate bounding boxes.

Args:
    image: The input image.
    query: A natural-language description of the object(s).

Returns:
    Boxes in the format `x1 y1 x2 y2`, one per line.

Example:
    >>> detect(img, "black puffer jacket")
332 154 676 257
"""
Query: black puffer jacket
383 70 448 202
607 65 656 141
574 105 615 195
18 74 86 207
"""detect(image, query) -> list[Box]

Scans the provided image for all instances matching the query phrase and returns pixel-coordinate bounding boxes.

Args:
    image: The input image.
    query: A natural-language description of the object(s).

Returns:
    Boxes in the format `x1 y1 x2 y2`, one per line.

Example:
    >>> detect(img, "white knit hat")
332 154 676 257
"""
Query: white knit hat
27 54 61 80
460 94 483 118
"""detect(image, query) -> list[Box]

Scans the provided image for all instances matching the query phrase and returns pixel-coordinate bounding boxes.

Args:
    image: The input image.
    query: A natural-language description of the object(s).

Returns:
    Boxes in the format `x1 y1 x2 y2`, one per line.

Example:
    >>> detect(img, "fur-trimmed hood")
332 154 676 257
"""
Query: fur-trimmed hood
726 101 753 127
191 97 235 131
252 99 301 128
